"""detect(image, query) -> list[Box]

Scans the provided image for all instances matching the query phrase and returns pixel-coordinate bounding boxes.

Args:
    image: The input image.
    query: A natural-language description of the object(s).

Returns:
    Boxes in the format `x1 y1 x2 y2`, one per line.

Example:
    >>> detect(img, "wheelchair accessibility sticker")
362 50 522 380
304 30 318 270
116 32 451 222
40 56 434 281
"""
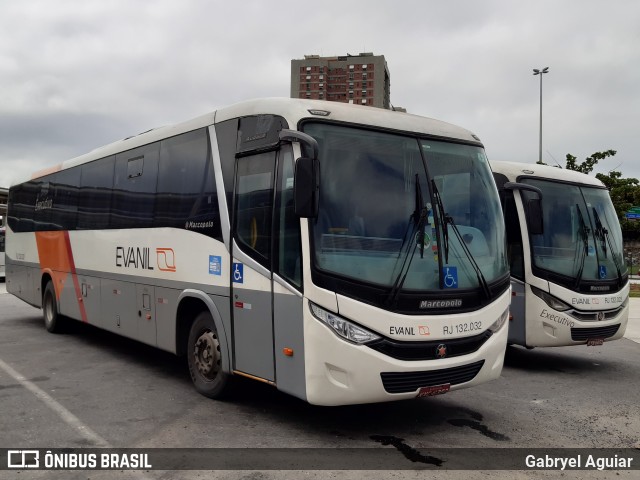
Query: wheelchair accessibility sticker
233 263 244 283
599 265 607 279
443 266 458 289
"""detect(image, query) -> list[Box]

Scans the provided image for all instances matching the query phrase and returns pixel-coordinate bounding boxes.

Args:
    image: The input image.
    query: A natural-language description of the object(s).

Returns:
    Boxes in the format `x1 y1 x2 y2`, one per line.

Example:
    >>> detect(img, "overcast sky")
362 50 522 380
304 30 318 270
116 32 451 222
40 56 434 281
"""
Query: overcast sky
1 0 638 188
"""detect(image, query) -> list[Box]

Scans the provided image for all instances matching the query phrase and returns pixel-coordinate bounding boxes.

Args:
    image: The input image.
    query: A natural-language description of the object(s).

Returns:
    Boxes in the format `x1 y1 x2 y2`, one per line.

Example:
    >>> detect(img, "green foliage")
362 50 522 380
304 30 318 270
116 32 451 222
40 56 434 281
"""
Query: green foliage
562 149 640 238
565 149 617 174
595 169 640 222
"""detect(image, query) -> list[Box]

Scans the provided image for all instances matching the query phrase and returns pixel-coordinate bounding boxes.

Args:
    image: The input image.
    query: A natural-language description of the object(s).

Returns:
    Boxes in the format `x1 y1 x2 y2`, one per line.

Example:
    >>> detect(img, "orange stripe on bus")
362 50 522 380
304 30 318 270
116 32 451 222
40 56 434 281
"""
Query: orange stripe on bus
31 164 62 180
35 231 88 323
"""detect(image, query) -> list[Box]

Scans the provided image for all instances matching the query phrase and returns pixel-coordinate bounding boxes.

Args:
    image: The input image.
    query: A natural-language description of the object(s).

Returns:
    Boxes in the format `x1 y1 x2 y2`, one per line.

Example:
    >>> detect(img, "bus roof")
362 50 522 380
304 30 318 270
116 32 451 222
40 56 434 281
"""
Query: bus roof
22 98 482 184
490 160 605 188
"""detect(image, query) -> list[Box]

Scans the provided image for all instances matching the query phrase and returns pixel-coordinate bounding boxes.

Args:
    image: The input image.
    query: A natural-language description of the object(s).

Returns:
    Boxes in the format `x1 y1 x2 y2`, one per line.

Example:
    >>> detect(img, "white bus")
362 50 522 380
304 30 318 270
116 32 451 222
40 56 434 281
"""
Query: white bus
6 98 511 405
491 161 629 348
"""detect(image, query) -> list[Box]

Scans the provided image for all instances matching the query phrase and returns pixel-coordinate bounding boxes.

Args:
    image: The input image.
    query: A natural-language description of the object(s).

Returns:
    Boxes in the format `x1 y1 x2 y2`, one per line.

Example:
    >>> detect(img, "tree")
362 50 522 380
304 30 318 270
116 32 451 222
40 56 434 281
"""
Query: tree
596 170 640 215
595 169 640 235
565 149 617 174
561 149 640 237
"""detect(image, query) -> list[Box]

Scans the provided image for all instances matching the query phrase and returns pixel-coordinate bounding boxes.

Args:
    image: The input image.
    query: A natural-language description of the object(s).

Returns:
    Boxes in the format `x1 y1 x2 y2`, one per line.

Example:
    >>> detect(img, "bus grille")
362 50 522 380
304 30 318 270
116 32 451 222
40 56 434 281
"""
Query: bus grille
380 360 485 394
570 324 620 341
569 306 624 322
367 331 492 361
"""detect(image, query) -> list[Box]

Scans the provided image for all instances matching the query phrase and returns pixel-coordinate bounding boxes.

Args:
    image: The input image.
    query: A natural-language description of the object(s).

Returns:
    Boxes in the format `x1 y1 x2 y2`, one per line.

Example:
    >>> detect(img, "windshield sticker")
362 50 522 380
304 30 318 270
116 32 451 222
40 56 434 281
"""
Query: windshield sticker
443 266 458 289
598 265 607 279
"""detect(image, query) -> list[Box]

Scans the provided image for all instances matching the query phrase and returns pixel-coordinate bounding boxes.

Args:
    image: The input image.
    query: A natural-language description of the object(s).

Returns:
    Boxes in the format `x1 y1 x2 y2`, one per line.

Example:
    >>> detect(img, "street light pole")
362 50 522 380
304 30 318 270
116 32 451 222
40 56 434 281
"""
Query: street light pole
533 67 549 164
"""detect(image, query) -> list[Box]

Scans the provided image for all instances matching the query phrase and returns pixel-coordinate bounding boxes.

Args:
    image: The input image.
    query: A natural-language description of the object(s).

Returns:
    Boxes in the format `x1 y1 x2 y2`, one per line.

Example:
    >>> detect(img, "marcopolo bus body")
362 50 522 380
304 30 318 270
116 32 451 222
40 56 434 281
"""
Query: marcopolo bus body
492 161 629 348
6 98 510 405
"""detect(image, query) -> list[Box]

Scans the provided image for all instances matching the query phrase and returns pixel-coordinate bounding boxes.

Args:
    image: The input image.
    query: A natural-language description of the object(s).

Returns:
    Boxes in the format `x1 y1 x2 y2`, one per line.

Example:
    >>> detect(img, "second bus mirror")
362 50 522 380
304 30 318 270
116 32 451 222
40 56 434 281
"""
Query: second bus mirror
294 157 320 218
527 198 544 235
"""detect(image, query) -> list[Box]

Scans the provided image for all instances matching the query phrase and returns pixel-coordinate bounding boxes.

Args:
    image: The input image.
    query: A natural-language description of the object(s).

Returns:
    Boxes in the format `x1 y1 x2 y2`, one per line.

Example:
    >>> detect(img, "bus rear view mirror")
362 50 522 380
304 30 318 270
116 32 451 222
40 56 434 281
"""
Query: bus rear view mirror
294 157 319 218
503 182 544 235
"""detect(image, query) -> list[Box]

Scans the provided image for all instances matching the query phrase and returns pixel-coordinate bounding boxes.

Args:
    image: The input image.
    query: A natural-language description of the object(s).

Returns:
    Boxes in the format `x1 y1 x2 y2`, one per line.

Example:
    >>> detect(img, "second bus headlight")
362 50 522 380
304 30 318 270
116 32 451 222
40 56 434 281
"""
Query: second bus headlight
531 286 571 312
309 302 381 345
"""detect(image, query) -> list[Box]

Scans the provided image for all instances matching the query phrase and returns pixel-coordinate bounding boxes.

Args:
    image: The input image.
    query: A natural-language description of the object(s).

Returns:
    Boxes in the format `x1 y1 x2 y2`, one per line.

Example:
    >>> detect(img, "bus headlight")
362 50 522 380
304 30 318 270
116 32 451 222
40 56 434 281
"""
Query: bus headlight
489 308 509 333
309 302 381 345
531 286 571 312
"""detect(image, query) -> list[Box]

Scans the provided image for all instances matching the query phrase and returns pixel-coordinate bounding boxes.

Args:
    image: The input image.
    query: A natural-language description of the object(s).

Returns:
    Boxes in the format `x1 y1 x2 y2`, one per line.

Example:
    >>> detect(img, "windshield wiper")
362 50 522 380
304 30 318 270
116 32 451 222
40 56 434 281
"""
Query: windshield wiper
592 207 623 287
387 175 429 306
573 205 590 290
432 181 449 263
431 180 490 300
592 207 608 258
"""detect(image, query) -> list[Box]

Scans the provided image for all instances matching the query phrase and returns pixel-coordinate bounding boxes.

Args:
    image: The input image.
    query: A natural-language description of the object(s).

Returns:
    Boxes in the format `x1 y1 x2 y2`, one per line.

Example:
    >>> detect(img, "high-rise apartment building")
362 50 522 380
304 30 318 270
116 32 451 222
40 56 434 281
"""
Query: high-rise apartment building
290 53 391 109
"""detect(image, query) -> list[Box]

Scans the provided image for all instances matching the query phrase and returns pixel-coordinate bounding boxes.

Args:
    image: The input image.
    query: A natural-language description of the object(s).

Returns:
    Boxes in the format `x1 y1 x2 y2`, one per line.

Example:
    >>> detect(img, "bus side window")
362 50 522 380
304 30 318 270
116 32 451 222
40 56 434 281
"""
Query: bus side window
156 129 221 240
275 149 302 288
79 157 114 230
234 152 276 267
112 143 159 229
504 192 525 280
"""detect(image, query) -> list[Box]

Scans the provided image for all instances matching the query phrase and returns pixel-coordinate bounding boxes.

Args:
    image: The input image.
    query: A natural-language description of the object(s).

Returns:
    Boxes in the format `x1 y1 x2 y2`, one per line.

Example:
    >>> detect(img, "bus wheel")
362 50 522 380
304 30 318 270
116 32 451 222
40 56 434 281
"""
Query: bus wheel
187 311 229 398
43 281 64 333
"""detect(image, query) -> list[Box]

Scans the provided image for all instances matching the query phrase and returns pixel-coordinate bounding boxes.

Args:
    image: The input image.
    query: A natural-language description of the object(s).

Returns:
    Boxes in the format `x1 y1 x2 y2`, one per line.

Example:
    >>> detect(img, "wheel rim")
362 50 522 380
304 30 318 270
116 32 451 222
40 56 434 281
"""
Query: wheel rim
193 330 221 381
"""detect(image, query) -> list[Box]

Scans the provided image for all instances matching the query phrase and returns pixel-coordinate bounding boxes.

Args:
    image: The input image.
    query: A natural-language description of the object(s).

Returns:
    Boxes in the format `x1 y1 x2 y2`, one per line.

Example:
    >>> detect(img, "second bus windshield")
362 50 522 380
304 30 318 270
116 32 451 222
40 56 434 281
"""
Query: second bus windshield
522 179 626 284
303 122 508 295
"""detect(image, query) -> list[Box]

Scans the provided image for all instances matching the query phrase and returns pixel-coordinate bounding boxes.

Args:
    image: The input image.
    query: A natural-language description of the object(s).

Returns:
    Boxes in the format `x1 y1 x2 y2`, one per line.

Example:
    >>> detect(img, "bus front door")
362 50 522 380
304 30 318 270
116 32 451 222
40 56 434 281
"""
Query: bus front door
230 146 304 387
231 150 277 382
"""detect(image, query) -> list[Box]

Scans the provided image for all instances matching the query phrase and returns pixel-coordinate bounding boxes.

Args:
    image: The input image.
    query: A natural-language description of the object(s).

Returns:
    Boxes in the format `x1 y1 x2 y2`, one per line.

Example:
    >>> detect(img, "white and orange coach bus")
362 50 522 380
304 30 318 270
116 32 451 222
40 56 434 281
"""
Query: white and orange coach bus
6 98 510 405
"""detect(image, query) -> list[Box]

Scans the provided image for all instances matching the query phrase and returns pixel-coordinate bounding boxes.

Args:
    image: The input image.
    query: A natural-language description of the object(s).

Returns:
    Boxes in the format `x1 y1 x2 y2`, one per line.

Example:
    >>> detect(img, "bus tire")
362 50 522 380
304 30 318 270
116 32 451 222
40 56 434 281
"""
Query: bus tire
43 281 64 333
187 311 230 399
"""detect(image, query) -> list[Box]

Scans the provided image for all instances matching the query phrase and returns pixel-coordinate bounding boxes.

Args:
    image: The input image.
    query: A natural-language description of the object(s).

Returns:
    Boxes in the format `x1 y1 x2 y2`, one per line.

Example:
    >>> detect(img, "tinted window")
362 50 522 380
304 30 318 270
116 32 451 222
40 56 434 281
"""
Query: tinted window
237 115 287 154
155 129 221 239
274 148 302 288
9 130 225 240
79 156 114 229
8 182 38 232
235 152 275 267
51 168 80 230
502 191 525 280
112 144 159 229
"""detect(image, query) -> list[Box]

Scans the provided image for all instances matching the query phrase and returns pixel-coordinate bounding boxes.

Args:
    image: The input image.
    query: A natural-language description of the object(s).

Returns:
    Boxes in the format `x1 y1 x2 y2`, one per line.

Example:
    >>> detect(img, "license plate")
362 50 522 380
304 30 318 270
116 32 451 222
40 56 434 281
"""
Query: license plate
417 384 450 397
587 338 604 346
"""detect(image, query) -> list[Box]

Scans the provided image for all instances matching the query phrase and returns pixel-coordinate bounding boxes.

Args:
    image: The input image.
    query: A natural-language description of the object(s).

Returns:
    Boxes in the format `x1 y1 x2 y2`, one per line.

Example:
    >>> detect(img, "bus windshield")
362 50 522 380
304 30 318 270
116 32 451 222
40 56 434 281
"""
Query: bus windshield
303 122 508 296
522 179 626 283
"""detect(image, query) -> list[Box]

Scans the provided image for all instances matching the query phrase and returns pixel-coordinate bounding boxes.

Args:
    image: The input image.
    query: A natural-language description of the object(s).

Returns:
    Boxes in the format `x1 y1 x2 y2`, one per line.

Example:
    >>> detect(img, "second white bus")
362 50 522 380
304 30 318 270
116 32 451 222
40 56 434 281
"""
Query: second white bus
492 161 629 348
